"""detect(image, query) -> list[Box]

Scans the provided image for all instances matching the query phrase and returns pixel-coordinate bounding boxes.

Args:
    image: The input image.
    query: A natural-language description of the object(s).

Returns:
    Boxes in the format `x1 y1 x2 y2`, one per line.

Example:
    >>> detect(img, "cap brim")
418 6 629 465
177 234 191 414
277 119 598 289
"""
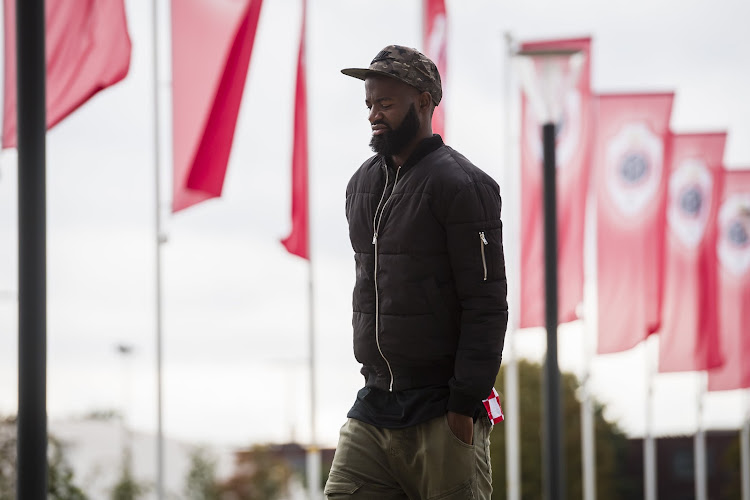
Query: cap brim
341 67 440 105
341 68 406 83
340 68 371 80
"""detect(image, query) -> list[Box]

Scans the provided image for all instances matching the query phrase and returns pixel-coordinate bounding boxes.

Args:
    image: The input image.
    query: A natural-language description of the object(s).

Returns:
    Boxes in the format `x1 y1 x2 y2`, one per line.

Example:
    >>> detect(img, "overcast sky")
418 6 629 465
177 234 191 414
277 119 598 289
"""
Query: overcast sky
1 0 749 448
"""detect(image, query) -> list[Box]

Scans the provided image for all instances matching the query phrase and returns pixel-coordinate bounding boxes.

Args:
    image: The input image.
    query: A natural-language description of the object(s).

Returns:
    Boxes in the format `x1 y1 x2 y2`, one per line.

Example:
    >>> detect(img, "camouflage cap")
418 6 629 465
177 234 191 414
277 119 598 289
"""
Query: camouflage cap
341 45 442 106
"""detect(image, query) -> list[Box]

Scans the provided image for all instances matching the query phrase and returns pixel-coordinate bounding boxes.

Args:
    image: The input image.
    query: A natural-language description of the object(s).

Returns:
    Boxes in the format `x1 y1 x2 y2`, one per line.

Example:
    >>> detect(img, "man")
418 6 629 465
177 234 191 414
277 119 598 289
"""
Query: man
325 45 508 500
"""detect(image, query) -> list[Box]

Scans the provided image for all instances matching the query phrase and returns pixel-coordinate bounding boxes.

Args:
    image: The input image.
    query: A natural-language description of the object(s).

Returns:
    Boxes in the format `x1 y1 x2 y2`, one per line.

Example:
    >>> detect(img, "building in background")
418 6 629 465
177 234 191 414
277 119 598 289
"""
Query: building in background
49 416 234 499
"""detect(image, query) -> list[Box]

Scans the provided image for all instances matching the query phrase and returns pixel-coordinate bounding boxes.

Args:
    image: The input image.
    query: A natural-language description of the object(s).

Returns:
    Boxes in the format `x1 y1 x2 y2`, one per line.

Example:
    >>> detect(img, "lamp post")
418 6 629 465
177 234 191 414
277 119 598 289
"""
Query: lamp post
515 48 584 500
743 392 750 500
16 0 47 498
116 344 134 461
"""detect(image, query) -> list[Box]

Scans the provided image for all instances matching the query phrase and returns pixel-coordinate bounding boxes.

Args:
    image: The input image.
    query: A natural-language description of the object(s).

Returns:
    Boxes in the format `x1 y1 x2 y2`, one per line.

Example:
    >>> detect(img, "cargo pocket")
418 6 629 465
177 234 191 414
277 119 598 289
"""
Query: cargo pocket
324 471 364 497
429 480 475 500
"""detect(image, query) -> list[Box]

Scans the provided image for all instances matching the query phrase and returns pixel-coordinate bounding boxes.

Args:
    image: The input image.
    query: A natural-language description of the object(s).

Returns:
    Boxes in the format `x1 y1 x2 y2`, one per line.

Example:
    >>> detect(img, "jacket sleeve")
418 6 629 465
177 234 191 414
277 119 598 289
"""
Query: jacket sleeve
445 181 508 416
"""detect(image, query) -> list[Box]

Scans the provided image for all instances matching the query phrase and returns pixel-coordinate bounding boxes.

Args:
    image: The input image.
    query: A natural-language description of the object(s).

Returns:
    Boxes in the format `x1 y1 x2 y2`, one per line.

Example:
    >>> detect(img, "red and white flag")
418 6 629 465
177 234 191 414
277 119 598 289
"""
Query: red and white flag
482 387 504 425
658 133 726 373
423 0 447 138
171 0 263 212
708 169 750 391
595 93 674 354
2 0 132 148
280 0 309 259
519 37 593 328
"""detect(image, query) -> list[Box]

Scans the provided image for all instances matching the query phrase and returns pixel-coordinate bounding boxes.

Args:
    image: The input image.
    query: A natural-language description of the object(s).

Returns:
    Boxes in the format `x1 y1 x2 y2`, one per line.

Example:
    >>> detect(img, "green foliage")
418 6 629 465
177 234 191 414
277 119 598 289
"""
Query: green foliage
82 409 122 422
220 444 292 500
48 437 88 500
110 450 149 500
489 360 634 500
320 455 333 491
720 433 742 499
0 415 89 499
0 416 15 499
184 447 221 500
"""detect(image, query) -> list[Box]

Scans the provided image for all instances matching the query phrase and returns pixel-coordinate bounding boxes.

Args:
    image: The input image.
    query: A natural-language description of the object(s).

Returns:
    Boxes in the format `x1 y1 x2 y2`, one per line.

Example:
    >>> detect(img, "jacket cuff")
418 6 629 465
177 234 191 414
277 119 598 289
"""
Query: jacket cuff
447 389 478 417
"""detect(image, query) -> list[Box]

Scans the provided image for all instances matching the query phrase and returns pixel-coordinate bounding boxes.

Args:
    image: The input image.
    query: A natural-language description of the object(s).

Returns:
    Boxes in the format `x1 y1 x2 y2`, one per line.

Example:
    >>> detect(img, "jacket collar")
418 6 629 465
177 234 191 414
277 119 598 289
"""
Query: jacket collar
382 134 444 172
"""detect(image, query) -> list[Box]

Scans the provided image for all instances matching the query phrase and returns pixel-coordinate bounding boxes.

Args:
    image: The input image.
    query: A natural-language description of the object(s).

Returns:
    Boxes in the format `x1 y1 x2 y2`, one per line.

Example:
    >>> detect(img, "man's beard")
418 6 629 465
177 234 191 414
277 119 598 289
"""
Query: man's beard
370 104 421 157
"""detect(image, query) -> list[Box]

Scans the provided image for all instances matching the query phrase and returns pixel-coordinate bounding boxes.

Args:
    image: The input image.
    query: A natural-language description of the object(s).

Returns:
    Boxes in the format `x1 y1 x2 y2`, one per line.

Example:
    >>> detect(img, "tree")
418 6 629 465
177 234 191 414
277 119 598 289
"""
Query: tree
0 415 89 499
110 449 149 500
0 416 15 499
220 444 292 500
720 434 742 499
184 447 221 500
48 436 88 500
489 360 635 499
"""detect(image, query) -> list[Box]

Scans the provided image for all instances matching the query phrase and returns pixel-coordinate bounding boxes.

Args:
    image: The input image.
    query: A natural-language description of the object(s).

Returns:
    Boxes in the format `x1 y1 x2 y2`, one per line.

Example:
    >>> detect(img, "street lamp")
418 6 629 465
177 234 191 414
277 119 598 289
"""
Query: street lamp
116 343 135 472
515 48 584 500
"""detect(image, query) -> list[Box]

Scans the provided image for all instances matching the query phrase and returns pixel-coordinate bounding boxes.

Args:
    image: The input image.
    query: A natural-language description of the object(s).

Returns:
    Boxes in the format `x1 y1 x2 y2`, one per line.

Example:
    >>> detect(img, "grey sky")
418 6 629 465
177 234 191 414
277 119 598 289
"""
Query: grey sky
0 0 749 447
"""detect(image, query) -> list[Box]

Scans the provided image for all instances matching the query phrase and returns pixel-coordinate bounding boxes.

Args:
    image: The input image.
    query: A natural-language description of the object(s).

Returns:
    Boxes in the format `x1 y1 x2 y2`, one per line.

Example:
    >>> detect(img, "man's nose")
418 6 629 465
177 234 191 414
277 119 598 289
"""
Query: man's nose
369 107 382 123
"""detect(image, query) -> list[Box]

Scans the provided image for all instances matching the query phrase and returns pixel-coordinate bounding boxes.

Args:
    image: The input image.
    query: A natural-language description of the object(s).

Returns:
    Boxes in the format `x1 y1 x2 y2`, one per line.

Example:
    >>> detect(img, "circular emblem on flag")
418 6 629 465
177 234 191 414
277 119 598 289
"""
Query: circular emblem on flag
717 193 750 276
667 158 713 248
524 89 582 172
604 122 663 216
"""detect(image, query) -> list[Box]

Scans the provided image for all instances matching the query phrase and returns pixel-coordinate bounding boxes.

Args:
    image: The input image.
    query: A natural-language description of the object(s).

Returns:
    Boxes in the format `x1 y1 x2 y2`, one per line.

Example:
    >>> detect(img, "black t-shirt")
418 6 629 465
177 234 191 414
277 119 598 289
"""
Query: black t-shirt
347 385 450 429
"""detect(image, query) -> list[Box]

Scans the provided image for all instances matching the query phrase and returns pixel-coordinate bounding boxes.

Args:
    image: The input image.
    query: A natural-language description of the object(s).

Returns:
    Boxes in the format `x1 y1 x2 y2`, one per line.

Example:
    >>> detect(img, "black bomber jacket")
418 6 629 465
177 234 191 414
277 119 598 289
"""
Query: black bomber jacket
345 136 509 416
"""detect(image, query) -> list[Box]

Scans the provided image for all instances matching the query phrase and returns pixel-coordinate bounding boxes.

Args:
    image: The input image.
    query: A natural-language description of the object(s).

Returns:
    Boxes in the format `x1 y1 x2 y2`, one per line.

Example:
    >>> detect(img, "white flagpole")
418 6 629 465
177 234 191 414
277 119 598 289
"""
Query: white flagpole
502 30 521 500
300 2 321 498
694 373 707 500
580 354 596 500
306 252 321 500
644 339 657 500
151 0 166 498
742 389 750 500
306 200 321 499
580 93 598 500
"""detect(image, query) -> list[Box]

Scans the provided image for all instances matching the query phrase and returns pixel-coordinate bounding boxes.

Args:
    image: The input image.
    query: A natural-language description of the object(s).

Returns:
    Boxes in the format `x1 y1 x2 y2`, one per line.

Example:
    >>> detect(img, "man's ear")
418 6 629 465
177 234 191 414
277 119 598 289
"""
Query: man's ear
419 91 432 111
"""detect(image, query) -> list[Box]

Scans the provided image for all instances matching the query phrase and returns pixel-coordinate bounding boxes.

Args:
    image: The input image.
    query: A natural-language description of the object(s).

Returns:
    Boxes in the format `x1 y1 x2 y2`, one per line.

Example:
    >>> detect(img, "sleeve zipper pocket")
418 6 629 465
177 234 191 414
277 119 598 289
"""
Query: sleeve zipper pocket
479 231 488 281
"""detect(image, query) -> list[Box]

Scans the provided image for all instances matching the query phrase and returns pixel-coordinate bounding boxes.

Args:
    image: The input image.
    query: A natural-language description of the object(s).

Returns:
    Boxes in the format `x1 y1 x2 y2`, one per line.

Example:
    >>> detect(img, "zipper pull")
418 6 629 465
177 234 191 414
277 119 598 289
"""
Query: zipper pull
372 232 378 244
479 231 489 281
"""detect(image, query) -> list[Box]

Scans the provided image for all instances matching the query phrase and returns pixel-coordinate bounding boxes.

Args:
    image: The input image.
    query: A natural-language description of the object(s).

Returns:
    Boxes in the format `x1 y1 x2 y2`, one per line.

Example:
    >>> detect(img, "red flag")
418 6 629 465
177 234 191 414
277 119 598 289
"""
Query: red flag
2 0 131 148
708 169 750 391
171 0 264 212
658 133 726 373
519 37 592 328
595 93 674 354
423 0 447 138
280 1 309 259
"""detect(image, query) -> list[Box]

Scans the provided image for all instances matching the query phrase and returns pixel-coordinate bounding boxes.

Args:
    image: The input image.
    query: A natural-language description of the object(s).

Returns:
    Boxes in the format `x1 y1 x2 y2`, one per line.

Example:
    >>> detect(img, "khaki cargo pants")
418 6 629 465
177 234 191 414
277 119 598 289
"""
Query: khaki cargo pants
324 414 493 499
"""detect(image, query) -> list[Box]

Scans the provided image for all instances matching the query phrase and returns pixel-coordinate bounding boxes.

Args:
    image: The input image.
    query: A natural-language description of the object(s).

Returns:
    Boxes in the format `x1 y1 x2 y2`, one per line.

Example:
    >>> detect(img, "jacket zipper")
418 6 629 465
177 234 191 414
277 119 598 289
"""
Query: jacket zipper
479 231 488 281
372 166 389 244
373 165 401 392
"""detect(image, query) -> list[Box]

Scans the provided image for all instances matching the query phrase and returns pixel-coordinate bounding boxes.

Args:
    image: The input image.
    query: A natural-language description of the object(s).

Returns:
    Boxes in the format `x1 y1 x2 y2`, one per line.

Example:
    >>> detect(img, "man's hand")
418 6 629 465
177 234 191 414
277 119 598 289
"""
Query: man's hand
446 411 473 445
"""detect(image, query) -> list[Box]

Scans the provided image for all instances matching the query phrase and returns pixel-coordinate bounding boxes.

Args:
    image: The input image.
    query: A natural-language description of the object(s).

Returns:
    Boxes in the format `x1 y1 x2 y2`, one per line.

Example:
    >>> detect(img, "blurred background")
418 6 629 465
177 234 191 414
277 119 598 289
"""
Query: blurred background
0 0 749 498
